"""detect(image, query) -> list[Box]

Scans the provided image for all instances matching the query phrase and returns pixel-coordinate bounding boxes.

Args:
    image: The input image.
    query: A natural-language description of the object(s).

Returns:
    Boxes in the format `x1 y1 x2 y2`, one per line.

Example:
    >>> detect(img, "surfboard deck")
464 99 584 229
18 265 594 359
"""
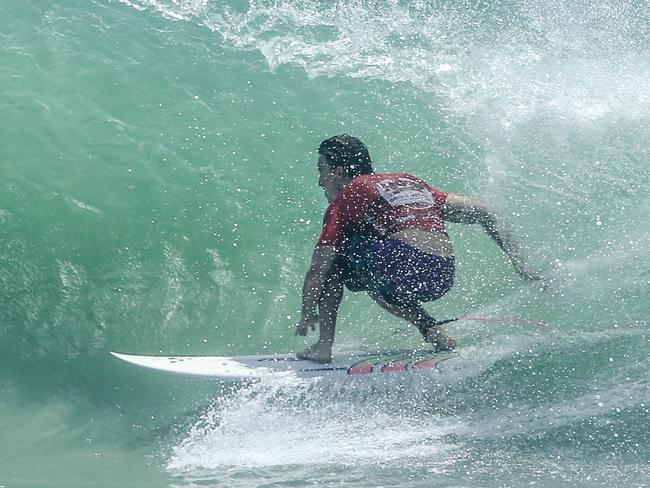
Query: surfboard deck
110 349 459 379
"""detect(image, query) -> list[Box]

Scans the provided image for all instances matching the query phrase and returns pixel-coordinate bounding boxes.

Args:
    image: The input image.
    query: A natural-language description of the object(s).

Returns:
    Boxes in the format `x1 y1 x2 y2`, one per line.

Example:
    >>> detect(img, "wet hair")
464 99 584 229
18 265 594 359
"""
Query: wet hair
318 134 374 178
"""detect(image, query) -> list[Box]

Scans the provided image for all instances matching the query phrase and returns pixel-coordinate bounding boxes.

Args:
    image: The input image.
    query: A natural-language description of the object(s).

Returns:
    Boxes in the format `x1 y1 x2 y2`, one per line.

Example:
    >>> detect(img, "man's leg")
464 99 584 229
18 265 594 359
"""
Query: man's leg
297 268 344 363
368 291 456 351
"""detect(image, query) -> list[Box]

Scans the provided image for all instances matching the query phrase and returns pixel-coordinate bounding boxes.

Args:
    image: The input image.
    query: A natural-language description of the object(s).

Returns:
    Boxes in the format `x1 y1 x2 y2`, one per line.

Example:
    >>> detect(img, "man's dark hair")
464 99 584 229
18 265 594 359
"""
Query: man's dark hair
318 134 374 178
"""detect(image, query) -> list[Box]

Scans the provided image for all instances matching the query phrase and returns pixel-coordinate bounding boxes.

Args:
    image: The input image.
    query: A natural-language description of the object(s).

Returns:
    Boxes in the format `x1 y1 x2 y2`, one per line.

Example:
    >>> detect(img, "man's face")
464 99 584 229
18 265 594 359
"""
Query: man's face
317 155 344 203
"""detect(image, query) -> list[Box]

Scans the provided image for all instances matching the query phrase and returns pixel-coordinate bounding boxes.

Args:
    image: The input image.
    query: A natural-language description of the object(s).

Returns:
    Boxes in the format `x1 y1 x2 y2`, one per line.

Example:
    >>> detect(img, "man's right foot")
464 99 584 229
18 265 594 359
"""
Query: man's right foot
425 326 456 352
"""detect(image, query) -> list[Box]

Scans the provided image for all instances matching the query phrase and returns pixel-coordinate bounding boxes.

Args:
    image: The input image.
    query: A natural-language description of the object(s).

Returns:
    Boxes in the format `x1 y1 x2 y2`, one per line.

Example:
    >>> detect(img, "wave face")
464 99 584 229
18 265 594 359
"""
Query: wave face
1 0 649 486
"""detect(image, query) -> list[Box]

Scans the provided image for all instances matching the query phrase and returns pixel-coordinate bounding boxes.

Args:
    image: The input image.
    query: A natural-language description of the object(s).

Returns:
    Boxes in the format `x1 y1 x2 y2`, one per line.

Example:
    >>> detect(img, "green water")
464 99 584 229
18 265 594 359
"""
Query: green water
2 0 650 486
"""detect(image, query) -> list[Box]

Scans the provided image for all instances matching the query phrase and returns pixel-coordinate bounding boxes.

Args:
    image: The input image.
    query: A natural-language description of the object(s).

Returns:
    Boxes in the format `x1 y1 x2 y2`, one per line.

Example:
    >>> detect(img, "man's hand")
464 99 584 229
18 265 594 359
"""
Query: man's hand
513 263 551 291
514 263 543 282
445 195 546 286
295 312 318 336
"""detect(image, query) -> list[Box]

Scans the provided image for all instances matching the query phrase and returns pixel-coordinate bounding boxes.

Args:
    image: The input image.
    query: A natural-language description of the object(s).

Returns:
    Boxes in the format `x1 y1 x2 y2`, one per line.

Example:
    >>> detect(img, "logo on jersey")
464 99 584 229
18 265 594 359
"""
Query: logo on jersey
377 178 436 209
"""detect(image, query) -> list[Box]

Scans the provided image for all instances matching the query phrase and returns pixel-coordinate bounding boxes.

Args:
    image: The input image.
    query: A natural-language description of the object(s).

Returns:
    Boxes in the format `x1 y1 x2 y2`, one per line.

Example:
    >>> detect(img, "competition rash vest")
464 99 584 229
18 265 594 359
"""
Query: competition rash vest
317 173 448 248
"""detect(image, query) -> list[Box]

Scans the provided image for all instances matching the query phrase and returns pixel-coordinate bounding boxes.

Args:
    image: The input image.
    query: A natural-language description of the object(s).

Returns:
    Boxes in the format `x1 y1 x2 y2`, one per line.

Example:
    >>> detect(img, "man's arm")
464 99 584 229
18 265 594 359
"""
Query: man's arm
295 245 338 335
444 194 541 280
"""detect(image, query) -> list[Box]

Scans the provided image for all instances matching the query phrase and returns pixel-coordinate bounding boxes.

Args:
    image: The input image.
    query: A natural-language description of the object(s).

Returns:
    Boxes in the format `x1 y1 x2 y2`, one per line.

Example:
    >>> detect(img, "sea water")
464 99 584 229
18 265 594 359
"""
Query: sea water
1 0 650 486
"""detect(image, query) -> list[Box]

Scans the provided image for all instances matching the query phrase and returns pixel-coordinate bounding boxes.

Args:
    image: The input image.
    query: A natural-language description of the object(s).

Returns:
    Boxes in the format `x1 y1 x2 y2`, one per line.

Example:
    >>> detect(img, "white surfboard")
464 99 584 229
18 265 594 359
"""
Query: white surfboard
110 349 459 379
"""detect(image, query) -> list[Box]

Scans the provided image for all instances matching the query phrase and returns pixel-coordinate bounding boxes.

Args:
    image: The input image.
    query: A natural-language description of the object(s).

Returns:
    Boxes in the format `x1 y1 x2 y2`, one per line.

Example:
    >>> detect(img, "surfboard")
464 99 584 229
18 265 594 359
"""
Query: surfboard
110 349 459 379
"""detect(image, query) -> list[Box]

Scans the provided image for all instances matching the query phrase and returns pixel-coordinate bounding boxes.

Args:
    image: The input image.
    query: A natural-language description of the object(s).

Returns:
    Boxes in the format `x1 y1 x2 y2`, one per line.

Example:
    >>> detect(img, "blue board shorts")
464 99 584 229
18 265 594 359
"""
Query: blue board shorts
335 233 454 306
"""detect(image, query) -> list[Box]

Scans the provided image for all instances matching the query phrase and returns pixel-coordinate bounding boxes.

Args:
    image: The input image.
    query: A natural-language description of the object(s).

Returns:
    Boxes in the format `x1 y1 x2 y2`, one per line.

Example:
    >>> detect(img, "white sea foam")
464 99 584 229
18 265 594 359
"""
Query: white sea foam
167 374 467 472
121 0 650 132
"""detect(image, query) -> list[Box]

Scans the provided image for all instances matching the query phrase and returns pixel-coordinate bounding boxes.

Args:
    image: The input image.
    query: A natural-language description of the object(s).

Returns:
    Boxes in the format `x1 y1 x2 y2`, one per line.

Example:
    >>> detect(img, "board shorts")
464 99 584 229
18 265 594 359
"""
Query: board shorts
335 233 454 306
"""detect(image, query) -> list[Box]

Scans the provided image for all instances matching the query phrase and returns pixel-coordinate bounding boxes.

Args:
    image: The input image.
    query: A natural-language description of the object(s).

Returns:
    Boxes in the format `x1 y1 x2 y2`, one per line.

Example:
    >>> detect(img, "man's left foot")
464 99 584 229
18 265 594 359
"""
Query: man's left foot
297 342 333 363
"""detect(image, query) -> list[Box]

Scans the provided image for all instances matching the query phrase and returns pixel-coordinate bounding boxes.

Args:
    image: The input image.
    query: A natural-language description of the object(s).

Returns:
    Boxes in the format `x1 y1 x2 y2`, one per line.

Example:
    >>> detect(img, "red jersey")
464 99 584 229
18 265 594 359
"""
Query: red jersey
317 173 448 248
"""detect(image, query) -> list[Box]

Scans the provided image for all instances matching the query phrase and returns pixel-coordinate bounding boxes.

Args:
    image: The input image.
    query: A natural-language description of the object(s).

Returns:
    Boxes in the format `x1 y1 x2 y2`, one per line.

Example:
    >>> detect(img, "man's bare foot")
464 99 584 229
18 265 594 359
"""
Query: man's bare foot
425 326 456 352
297 342 333 363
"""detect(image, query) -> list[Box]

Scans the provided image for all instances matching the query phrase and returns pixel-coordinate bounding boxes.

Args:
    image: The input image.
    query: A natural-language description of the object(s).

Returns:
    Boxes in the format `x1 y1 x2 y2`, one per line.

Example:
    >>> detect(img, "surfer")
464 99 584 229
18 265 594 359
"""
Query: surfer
296 135 541 363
